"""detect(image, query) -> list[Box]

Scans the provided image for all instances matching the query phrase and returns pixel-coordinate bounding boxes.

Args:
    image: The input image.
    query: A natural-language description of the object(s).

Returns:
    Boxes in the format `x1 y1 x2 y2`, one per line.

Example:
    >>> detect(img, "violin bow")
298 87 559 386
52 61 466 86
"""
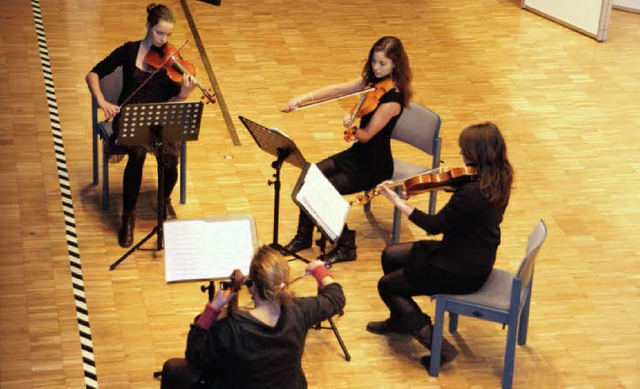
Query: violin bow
284 87 375 112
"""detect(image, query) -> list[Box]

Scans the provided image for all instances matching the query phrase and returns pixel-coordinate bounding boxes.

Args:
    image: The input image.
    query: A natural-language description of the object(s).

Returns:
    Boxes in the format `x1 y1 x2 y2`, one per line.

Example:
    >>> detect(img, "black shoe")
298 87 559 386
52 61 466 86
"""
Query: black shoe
118 212 135 248
366 319 408 335
282 234 312 254
319 245 357 264
164 198 177 220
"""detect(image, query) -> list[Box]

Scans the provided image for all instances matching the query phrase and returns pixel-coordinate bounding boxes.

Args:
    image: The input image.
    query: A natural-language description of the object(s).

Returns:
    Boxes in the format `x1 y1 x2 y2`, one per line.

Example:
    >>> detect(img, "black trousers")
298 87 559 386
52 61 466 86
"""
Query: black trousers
377 242 488 331
122 146 178 213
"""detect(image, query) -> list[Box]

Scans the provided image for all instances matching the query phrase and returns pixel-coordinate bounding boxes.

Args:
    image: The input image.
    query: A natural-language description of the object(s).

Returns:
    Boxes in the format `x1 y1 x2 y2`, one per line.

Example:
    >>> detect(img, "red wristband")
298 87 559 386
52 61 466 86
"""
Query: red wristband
195 303 221 329
311 265 332 284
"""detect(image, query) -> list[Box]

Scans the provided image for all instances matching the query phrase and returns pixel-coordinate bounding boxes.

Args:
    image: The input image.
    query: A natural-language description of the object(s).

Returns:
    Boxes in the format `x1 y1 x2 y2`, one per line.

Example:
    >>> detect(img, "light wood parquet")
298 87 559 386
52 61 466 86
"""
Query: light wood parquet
1 0 639 388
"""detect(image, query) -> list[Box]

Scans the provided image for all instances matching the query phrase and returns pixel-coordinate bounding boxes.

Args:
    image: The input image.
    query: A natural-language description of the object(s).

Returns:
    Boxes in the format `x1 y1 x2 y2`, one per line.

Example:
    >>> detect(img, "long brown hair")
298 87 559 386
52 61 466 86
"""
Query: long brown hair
458 122 513 207
362 36 413 107
146 3 174 27
249 246 293 305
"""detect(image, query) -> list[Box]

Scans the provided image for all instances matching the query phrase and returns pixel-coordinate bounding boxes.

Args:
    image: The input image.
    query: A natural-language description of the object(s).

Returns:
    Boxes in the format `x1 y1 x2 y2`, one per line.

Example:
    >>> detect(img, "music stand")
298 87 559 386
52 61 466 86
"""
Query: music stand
109 101 204 270
238 116 310 264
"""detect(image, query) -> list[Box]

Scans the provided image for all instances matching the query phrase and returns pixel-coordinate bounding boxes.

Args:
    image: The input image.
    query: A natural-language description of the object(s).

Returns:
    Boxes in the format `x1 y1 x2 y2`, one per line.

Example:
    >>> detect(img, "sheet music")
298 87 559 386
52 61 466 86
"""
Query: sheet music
294 164 350 241
163 216 257 283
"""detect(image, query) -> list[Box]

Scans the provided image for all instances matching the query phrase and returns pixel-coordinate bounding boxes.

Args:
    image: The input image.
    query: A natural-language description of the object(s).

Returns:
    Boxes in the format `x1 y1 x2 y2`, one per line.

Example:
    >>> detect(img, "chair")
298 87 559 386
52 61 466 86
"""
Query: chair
363 102 442 244
428 219 548 389
91 66 188 210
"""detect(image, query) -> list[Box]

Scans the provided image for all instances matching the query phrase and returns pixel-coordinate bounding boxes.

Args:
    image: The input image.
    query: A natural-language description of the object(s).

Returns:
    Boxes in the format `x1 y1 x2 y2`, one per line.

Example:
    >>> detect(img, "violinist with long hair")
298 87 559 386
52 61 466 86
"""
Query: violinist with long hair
85 3 196 248
282 36 413 263
366 123 514 367
160 246 345 389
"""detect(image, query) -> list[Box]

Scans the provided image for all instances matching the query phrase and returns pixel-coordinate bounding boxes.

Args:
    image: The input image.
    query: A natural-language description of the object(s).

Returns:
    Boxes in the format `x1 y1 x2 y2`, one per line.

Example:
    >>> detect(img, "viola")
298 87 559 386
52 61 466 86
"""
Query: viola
343 77 395 142
218 269 246 313
354 166 478 205
144 42 216 105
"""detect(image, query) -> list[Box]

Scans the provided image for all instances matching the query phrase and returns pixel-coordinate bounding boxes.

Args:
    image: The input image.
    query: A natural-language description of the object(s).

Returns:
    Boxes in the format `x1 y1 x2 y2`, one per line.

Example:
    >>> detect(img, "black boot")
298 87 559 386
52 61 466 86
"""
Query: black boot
164 197 177 220
282 212 314 254
118 210 136 248
319 228 357 263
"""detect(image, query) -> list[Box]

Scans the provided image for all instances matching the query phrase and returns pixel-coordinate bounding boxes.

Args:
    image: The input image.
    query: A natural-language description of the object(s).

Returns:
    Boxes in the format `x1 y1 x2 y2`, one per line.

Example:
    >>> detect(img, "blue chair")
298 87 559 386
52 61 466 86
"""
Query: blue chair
364 102 442 244
428 220 548 389
91 66 188 210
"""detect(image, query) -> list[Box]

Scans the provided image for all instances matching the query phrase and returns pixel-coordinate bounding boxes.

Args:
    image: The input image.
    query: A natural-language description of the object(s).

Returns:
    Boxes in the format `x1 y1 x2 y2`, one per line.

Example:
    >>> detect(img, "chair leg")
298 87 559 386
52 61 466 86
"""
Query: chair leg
92 131 99 185
518 291 532 346
390 187 403 244
448 312 459 333
429 301 447 377
179 142 186 205
502 321 518 389
102 142 110 210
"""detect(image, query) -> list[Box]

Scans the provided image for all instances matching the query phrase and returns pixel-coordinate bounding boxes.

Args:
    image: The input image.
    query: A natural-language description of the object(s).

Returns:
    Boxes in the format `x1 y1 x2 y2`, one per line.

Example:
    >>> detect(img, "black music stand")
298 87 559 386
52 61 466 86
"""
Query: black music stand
240 117 351 361
238 116 311 264
109 101 204 270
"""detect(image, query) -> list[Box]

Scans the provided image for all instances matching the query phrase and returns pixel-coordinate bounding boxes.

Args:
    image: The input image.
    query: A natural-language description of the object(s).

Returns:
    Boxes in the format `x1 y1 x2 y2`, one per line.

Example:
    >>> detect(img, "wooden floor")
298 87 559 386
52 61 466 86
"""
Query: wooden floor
1 0 639 387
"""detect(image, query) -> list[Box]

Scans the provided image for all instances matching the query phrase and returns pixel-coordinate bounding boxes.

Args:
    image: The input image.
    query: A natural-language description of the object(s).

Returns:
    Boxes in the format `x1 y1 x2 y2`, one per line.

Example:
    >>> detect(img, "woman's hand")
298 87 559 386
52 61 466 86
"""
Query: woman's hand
98 100 120 120
176 74 197 100
282 97 301 113
210 288 236 311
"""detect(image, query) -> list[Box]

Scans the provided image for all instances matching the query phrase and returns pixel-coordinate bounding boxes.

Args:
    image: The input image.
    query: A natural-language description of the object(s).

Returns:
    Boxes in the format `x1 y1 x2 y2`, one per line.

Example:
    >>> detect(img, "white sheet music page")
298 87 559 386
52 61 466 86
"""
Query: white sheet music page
164 217 256 283
295 164 350 241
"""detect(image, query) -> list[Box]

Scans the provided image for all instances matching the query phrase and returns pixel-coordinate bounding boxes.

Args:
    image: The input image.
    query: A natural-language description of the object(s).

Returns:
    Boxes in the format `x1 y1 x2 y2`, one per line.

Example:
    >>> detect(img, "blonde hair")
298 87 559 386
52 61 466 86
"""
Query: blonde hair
249 246 293 304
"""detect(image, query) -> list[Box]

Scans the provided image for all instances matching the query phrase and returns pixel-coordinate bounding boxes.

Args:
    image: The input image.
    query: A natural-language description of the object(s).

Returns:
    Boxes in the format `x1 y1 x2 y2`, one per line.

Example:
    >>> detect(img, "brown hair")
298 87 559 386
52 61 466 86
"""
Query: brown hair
362 36 413 107
146 3 174 27
249 246 293 305
458 122 514 207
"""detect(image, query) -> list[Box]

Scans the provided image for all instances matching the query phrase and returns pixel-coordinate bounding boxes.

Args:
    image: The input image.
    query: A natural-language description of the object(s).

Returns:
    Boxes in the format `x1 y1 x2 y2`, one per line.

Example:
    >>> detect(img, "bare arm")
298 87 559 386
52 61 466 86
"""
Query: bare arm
283 77 366 112
350 101 401 143
86 71 120 120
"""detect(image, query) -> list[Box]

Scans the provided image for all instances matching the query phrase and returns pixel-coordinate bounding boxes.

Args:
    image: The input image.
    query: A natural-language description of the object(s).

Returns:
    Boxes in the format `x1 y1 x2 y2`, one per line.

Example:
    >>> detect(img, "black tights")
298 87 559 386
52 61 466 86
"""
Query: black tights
377 243 487 331
122 146 178 213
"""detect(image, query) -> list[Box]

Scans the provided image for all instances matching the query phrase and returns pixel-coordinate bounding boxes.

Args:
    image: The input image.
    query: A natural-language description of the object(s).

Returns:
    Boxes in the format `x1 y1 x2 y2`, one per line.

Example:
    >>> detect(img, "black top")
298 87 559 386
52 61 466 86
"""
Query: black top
91 41 181 140
330 88 403 192
404 180 506 283
185 283 346 389
91 40 180 106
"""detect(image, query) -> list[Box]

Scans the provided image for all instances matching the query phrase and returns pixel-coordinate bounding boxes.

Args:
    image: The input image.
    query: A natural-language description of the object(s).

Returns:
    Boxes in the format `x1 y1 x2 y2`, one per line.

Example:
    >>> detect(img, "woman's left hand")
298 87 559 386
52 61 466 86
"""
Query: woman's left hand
210 288 236 311
177 74 197 99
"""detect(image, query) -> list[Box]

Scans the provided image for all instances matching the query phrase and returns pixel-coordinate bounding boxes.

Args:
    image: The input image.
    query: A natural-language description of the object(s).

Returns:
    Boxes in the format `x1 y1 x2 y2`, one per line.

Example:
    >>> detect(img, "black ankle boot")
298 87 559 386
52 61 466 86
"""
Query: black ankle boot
282 212 314 254
118 211 136 248
164 197 177 220
319 229 357 263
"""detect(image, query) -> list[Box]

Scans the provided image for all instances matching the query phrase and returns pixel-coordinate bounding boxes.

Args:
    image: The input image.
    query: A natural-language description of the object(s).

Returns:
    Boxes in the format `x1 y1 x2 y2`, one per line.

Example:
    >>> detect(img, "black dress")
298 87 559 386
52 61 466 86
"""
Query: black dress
329 88 403 192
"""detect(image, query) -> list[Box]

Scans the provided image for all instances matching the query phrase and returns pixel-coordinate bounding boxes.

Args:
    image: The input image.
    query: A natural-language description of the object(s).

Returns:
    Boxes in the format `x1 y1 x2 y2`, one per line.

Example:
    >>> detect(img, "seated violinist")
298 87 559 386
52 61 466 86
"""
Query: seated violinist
366 122 514 367
160 246 345 389
85 3 196 248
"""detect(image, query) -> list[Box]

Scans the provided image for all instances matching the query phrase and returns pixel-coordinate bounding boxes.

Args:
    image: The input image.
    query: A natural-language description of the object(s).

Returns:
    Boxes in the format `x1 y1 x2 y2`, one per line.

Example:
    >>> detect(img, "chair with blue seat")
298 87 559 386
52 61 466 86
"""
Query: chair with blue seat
91 66 188 210
428 219 548 389
363 102 442 244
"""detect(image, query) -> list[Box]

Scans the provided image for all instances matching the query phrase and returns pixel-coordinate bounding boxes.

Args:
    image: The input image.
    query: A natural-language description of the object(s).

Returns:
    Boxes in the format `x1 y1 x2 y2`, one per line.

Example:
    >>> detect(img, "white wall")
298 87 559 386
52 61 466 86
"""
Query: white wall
522 0 614 41
613 0 640 12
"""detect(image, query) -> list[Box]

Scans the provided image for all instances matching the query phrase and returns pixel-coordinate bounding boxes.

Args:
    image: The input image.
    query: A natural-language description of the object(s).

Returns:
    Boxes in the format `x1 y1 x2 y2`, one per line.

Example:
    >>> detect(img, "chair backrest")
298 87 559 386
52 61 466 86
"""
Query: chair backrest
99 66 123 105
515 220 547 300
391 102 442 158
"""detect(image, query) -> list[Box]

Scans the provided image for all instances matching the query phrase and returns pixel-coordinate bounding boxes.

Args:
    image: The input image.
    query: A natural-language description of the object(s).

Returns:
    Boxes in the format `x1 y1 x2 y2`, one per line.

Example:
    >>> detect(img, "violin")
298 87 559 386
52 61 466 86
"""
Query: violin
144 42 216 105
217 269 247 313
343 77 395 142
354 166 478 205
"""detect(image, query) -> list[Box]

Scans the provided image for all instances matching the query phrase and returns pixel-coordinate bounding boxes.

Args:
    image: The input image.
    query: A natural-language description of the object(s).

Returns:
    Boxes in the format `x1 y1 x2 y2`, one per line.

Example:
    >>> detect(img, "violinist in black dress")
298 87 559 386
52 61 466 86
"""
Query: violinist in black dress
281 36 414 263
366 122 514 366
85 3 195 247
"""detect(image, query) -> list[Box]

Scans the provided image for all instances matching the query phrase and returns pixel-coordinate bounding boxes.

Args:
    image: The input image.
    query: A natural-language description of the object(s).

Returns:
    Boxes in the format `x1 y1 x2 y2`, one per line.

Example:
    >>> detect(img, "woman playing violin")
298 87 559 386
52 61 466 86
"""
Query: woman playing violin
366 123 514 367
85 3 196 248
160 246 345 389
282 36 413 263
